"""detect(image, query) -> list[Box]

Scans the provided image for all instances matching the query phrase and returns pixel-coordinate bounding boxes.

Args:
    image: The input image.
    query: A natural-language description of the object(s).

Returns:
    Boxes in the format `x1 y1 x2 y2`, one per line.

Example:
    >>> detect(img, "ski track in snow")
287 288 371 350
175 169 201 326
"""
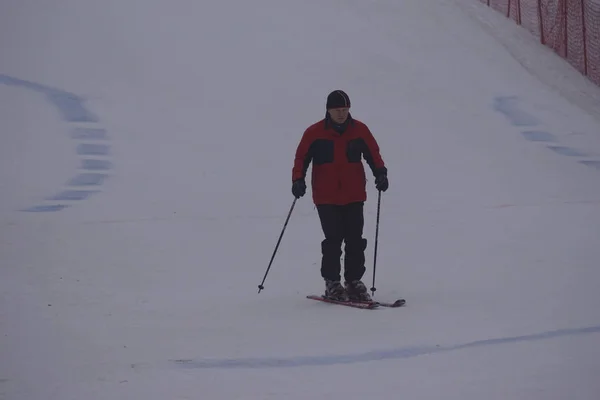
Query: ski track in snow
174 324 600 369
0 74 112 212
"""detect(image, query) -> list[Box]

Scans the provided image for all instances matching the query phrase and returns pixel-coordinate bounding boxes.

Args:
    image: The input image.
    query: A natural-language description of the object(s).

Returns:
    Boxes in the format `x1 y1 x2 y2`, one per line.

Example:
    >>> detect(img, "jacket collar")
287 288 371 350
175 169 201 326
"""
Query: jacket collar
324 112 354 132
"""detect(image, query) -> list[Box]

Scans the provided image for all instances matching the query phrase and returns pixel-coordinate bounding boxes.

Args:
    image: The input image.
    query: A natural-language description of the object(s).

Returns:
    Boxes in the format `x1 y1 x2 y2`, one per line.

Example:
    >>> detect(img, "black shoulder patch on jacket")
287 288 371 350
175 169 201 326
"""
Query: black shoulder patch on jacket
310 139 334 165
346 138 366 163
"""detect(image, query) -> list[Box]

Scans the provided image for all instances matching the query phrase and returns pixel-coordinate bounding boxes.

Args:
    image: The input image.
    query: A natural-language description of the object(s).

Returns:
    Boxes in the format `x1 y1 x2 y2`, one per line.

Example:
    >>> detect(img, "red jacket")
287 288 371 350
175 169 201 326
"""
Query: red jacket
293 116 386 205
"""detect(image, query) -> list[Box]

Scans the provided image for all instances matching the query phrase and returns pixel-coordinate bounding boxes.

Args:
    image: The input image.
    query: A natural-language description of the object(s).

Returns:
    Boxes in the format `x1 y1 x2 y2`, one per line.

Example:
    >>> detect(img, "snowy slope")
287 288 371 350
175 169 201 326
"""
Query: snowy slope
1 0 600 399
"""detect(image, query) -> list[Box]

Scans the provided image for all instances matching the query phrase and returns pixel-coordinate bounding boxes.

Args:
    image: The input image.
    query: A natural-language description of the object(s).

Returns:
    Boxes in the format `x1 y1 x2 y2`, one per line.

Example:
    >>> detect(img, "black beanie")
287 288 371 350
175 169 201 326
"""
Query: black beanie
326 90 351 109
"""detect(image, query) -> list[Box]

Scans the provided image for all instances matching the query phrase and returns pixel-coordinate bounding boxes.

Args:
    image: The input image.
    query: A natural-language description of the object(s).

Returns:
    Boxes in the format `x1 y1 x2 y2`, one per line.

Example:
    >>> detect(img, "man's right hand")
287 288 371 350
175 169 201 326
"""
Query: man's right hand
292 179 306 198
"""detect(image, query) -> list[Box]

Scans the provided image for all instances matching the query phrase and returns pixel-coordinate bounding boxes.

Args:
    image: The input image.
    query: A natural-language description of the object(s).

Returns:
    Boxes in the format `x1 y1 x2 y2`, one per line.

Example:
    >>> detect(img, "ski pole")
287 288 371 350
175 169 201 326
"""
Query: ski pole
370 190 382 297
258 197 297 293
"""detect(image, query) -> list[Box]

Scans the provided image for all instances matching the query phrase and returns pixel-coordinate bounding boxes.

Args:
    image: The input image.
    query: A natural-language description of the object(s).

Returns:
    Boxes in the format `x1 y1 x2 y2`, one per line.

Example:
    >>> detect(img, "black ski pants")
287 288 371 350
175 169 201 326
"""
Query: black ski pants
316 201 367 282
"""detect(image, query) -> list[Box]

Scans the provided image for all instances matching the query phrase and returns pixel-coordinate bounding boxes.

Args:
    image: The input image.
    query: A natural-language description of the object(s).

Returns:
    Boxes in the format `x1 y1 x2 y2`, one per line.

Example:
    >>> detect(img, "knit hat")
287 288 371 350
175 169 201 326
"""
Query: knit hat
326 90 351 109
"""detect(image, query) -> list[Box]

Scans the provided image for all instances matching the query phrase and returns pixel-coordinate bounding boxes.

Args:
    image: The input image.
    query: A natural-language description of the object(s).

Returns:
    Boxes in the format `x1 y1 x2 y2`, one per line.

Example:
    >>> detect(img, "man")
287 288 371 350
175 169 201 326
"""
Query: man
291 90 389 302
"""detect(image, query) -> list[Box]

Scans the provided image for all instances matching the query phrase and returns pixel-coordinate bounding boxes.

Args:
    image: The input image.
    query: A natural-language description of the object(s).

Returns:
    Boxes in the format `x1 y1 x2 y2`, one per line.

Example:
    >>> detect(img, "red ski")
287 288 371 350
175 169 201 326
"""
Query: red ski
371 298 406 308
307 295 406 309
306 295 379 309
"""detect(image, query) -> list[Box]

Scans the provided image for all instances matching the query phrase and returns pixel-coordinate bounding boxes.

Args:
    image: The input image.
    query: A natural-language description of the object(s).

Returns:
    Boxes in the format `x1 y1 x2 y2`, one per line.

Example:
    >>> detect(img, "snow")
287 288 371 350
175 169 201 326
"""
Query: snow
1 0 600 399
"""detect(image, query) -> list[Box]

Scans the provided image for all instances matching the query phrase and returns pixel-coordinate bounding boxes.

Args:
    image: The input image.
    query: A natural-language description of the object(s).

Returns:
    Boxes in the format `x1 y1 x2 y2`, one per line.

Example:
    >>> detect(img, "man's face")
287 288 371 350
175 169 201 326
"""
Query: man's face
328 107 349 124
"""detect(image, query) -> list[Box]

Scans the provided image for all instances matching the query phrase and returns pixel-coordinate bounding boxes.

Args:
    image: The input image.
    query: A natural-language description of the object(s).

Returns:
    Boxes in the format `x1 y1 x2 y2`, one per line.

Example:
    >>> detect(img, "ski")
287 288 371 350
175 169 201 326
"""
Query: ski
370 298 406 308
348 298 406 308
306 295 379 309
307 295 405 309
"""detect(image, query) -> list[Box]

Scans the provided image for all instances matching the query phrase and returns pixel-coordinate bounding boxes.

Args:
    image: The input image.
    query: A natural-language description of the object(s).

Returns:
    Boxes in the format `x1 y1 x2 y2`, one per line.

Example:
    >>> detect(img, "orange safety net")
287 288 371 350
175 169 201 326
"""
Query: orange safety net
480 0 600 86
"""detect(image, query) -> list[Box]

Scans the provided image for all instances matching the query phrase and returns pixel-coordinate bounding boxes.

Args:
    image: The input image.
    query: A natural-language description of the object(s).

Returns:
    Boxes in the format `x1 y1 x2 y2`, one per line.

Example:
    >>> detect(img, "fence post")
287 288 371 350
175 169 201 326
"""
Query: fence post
517 0 522 25
563 0 568 58
538 0 545 44
581 0 588 75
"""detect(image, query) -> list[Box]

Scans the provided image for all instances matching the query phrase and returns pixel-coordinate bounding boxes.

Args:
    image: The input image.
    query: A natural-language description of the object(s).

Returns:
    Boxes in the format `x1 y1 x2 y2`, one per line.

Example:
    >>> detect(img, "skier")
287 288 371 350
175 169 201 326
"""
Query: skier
292 90 389 302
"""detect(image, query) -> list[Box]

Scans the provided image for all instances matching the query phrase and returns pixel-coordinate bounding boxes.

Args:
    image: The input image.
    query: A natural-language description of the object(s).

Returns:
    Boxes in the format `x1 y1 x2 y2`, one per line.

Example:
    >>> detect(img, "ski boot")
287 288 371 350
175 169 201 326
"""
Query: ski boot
344 280 372 302
324 280 348 301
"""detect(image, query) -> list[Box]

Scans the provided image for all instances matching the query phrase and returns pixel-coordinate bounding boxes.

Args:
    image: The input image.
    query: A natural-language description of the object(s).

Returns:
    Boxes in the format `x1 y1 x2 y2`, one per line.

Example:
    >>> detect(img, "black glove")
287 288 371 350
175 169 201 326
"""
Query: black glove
292 179 306 198
374 170 388 192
